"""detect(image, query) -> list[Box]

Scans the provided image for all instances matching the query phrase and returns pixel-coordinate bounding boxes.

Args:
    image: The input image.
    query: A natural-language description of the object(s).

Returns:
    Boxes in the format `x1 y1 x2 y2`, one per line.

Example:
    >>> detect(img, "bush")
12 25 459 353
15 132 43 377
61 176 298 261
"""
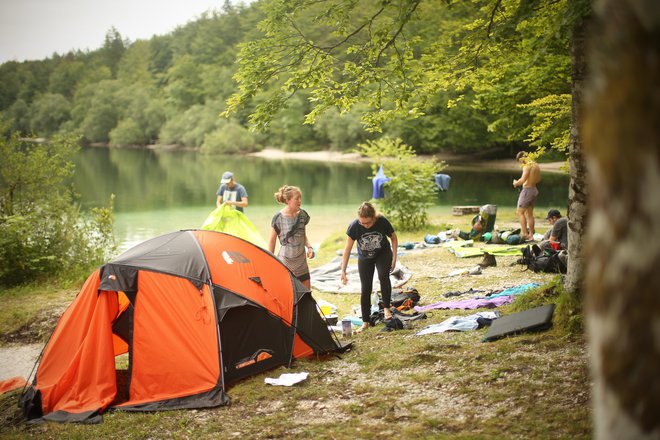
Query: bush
508 277 583 337
200 119 260 154
357 138 444 230
158 102 221 148
0 132 116 286
109 118 148 146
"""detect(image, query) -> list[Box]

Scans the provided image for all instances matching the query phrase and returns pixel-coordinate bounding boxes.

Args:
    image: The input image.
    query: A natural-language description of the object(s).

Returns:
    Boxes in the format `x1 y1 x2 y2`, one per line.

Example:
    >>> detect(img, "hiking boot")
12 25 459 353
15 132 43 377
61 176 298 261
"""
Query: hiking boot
478 252 497 268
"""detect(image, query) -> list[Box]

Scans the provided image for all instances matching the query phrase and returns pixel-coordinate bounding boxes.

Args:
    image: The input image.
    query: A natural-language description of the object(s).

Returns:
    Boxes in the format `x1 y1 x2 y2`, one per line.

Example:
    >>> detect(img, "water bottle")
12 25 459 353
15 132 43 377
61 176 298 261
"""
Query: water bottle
341 318 352 337
370 291 380 314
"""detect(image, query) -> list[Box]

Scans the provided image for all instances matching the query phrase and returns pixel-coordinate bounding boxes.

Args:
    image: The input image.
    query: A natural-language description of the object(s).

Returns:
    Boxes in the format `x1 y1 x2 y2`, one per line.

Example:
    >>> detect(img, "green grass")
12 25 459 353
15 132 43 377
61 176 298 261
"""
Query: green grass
0 209 590 439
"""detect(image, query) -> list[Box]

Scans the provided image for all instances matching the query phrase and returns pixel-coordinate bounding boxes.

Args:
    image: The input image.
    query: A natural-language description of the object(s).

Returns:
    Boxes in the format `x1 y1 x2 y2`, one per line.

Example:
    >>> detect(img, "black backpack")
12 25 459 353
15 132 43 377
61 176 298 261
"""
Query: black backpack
390 287 420 309
518 245 567 274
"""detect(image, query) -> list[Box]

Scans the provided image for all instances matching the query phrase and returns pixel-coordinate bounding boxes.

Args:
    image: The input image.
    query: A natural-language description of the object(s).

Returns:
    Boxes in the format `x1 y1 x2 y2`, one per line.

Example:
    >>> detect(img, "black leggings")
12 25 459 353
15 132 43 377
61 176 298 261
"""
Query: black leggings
358 250 392 323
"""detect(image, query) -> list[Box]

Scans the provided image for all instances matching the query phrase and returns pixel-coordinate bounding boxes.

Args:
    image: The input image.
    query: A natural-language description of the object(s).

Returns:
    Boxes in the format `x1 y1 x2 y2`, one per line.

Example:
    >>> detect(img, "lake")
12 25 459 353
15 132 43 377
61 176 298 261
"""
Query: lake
73 147 569 252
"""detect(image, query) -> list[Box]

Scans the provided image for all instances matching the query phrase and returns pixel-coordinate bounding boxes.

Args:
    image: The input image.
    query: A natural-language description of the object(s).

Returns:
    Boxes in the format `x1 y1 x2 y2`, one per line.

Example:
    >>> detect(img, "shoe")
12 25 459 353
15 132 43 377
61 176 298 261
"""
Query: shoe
478 252 497 268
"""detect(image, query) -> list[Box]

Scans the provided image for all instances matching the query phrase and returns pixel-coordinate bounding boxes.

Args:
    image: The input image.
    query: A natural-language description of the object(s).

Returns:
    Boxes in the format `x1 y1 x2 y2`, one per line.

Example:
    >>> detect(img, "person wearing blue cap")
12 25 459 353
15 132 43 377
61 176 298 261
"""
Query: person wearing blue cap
216 171 248 212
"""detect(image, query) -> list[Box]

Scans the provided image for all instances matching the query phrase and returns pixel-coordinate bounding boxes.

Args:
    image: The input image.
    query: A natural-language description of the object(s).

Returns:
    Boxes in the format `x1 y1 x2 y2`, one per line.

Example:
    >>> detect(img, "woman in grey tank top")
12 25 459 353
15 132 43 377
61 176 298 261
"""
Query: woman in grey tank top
268 185 315 288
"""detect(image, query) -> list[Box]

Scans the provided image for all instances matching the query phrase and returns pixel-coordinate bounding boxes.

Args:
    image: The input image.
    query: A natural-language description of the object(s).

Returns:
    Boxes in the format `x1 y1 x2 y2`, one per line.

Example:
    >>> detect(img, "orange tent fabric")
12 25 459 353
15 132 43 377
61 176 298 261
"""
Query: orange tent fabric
20 230 344 423
0 377 28 395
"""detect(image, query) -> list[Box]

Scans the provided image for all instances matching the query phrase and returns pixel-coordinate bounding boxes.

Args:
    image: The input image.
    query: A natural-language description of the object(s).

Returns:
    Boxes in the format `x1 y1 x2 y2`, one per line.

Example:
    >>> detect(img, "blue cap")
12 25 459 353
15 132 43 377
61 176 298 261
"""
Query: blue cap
221 171 233 184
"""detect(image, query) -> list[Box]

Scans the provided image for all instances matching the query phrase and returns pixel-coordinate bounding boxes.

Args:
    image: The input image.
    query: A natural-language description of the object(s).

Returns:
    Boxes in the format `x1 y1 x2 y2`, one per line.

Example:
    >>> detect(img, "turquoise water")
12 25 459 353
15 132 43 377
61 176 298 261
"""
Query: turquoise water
73 147 568 252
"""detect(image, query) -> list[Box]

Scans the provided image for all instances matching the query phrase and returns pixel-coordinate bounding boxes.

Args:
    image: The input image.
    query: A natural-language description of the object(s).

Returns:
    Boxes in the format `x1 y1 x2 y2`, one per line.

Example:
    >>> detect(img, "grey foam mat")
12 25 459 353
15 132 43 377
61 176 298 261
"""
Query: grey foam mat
483 303 555 342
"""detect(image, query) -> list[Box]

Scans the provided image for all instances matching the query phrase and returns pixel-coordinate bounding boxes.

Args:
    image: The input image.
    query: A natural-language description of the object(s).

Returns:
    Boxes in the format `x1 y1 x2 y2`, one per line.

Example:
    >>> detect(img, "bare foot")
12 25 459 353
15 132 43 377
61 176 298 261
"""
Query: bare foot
383 308 393 320
355 323 370 333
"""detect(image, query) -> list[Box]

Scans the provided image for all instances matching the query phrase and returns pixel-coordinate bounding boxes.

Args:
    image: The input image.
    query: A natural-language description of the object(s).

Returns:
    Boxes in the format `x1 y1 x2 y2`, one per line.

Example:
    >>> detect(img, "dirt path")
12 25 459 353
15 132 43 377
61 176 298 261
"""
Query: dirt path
0 344 42 382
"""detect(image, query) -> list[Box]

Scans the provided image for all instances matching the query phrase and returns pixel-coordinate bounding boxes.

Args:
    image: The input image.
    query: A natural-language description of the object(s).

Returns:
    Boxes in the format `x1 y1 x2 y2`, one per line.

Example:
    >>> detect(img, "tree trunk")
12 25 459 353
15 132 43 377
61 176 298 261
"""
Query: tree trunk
565 14 589 295
583 1 660 439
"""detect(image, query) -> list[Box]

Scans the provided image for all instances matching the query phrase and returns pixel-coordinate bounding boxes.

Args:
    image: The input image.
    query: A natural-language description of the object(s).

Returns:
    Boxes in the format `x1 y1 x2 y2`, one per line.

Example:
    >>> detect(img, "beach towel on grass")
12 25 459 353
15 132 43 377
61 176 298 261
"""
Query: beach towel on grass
310 257 412 294
416 311 499 335
414 283 539 312
414 295 515 311
450 245 524 258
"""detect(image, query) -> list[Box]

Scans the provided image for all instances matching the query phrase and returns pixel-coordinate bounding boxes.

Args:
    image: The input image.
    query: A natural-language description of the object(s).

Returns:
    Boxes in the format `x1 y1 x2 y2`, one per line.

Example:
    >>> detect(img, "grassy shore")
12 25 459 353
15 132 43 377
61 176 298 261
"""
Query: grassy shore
0 209 590 439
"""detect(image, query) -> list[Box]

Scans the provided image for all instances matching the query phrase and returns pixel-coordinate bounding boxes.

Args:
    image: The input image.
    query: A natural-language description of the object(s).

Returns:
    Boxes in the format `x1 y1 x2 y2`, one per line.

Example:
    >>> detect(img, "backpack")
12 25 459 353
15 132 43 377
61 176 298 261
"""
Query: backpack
518 245 567 274
506 234 524 245
390 287 421 310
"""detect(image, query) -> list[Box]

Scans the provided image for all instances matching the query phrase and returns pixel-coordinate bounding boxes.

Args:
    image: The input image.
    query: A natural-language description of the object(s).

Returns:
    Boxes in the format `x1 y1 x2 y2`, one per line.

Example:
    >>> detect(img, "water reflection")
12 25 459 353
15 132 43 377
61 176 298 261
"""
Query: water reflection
74 147 373 211
73 147 569 252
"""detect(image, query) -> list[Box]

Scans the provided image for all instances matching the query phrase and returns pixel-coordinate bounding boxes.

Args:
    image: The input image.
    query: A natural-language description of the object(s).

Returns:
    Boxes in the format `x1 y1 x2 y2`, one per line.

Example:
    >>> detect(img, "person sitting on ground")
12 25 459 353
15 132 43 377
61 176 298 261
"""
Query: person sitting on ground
540 209 568 252
452 204 497 241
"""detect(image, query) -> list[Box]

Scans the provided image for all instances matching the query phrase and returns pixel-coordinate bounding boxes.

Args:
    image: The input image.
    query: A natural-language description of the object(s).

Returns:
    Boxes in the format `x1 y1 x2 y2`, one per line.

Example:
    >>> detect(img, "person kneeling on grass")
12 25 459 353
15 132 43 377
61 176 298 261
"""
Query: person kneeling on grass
540 209 568 252
340 202 398 332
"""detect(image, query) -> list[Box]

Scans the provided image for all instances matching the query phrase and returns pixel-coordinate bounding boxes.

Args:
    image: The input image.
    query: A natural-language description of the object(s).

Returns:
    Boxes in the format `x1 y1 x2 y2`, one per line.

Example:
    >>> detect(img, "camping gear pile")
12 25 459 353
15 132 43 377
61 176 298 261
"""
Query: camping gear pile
20 230 344 423
517 244 568 273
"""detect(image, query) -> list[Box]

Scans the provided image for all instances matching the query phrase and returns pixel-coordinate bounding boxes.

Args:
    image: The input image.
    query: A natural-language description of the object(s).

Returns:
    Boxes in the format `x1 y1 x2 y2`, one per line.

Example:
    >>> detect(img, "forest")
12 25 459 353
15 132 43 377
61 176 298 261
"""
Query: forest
0 0 574 156
2 1 659 437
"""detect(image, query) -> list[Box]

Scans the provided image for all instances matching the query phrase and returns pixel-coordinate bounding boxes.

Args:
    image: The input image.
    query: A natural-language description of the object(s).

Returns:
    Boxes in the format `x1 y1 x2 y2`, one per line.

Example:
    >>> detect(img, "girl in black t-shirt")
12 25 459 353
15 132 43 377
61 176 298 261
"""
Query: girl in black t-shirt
340 202 398 332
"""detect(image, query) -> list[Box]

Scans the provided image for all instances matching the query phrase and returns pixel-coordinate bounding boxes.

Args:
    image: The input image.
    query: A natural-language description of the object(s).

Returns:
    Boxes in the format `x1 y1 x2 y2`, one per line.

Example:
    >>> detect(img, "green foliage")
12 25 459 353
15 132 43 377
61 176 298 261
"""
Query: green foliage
262 93 319 151
508 277 583 337
159 101 224 147
519 94 571 151
0 99 31 133
0 0 589 156
225 0 588 157
48 59 86 98
357 138 443 230
72 80 123 142
117 40 155 86
200 119 260 154
109 118 147 146
0 133 116 286
227 0 428 131
98 27 128 76
314 105 373 151
29 93 71 136
383 90 503 153
164 55 205 109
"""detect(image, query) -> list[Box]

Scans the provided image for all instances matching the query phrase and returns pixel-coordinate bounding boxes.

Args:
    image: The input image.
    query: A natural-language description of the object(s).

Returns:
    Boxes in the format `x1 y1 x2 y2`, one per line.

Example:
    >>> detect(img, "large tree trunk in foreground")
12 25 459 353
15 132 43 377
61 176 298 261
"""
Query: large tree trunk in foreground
583 1 660 439
565 14 589 295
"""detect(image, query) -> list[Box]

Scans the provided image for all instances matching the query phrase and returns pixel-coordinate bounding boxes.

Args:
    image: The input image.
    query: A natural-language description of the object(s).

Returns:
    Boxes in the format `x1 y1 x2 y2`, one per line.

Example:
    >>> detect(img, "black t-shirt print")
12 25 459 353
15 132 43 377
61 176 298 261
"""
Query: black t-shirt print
346 216 394 260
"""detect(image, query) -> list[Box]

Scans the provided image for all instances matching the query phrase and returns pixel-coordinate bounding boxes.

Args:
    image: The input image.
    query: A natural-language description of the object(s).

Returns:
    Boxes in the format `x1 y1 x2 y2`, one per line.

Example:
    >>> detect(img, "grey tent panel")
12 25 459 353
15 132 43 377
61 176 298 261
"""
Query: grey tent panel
482 304 555 342
110 230 209 283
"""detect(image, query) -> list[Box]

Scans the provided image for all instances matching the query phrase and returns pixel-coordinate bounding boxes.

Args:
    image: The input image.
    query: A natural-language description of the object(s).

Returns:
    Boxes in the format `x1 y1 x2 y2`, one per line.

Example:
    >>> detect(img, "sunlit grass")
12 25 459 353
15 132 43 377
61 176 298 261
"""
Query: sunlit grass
0 208 589 439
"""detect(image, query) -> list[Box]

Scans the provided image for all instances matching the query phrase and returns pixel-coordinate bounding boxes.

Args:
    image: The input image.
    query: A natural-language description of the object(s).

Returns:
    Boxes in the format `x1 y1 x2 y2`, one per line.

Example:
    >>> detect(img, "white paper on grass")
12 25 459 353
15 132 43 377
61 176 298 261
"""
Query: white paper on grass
264 372 309 386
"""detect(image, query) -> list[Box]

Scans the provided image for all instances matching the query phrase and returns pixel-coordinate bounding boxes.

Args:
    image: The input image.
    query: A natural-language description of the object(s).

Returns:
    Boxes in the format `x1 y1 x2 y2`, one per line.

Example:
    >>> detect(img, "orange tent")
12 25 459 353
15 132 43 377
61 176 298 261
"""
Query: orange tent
20 230 344 423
